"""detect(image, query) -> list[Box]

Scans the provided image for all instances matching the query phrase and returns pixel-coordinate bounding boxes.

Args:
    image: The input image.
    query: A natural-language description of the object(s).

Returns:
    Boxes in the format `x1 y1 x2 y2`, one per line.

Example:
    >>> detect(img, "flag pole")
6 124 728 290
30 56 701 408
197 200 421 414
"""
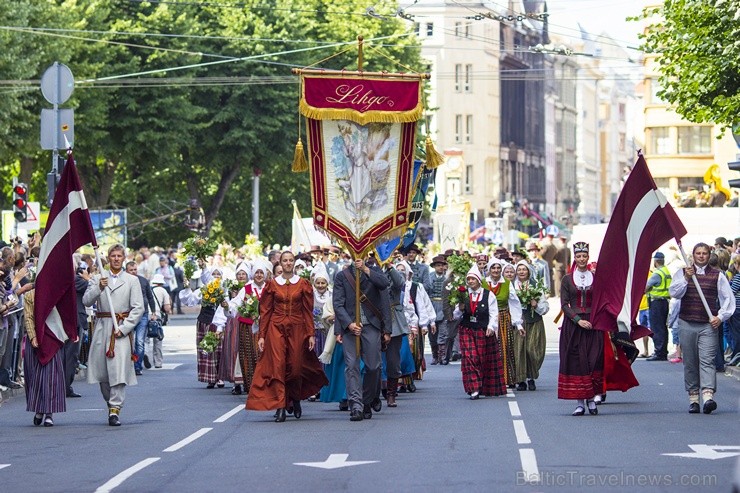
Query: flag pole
355 255 362 356
676 242 715 320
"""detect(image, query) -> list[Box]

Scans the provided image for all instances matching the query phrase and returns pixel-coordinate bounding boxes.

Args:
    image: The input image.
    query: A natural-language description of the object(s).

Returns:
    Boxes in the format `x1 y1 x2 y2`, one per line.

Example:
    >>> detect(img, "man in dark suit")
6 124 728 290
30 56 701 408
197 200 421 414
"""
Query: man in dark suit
333 257 390 421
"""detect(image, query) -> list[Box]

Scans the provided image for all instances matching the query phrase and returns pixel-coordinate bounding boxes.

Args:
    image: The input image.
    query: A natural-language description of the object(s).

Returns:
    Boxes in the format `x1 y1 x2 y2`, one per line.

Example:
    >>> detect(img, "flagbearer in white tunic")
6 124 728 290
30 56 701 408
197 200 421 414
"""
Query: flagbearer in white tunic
83 244 144 426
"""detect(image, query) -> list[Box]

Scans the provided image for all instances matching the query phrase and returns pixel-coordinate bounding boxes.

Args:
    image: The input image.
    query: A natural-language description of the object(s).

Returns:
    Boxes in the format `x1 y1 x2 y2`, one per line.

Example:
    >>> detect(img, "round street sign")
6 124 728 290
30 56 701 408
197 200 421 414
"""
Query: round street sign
40 62 74 105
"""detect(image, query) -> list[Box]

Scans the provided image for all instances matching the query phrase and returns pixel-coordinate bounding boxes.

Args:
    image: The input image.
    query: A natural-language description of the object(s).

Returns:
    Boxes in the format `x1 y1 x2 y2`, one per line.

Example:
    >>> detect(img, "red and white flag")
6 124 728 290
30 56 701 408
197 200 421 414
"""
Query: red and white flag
590 154 687 335
34 151 97 365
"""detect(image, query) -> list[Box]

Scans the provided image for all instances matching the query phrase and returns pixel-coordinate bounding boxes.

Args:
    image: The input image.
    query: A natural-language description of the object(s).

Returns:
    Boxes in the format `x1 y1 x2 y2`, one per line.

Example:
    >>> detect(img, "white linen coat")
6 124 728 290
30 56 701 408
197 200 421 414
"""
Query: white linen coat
83 271 144 387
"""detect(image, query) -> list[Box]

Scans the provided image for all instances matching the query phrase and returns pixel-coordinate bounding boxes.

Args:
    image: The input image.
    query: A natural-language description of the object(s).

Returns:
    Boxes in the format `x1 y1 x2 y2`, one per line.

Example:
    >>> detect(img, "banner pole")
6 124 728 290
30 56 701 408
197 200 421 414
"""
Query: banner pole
355 257 362 355
676 242 714 320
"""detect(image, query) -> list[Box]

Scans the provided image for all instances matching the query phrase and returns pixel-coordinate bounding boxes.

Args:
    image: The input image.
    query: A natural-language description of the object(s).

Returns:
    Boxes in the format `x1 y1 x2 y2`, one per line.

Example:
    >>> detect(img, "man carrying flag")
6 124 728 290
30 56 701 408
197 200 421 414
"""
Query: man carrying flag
589 153 688 404
669 243 734 414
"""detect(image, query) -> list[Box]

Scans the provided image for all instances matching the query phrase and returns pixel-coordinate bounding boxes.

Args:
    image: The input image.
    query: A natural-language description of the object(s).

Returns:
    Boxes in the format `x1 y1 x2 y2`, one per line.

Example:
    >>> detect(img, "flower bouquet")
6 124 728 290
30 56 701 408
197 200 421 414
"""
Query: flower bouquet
223 279 246 297
445 253 473 306
237 293 259 320
200 278 225 307
298 266 312 281
198 331 220 353
516 276 549 307
183 236 219 261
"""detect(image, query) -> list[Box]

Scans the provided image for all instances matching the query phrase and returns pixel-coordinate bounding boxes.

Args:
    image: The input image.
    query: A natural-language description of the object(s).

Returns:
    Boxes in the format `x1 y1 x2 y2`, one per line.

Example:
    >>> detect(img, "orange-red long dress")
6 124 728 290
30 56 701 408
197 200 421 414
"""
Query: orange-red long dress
246 276 328 411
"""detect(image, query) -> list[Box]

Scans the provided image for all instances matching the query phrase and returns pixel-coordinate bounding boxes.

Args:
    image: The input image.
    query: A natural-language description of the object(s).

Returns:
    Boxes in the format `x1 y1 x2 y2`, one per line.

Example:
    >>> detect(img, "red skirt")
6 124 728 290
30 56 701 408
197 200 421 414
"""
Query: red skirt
459 326 506 396
557 315 604 400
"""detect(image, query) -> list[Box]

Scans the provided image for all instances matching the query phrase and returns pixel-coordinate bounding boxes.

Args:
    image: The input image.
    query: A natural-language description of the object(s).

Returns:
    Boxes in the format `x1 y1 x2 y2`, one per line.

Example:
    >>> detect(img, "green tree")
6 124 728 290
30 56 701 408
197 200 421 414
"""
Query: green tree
638 0 740 128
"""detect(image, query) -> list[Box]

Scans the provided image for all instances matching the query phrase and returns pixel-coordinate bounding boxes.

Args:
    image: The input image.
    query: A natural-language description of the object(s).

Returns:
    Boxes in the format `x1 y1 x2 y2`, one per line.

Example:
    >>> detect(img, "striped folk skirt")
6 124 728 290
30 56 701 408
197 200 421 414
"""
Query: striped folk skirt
237 321 258 390
522 318 547 380
23 338 66 414
557 315 604 400
412 333 426 380
498 309 517 386
218 318 243 385
197 322 222 384
459 325 506 396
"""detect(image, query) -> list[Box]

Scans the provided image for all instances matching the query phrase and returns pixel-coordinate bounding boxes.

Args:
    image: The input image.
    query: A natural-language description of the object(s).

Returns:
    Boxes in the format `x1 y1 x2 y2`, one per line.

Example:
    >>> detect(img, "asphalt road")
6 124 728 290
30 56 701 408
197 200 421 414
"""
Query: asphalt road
1 311 738 493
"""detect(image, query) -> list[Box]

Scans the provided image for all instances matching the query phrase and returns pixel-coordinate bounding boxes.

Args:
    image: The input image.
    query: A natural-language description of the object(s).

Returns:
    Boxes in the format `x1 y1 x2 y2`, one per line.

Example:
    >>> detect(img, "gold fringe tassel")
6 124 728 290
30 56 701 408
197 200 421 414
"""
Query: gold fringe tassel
425 136 445 169
299 99 423 125
292 139 309 173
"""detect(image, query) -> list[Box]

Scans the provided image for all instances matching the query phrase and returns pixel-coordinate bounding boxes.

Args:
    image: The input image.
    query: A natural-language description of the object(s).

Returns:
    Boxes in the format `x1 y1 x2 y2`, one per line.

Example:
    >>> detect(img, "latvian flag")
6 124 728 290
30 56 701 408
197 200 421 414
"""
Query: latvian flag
34 151 97 365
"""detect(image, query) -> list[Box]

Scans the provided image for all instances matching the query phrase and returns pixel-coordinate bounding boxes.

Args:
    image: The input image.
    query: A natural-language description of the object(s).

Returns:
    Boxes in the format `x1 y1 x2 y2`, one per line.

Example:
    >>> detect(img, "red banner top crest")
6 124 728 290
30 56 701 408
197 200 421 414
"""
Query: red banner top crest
300 75 422 125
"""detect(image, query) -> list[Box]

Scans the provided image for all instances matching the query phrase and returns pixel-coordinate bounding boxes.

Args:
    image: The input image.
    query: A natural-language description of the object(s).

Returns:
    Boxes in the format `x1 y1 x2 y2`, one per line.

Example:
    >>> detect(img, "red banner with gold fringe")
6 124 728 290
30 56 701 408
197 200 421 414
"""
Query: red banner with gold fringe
300 74 420 257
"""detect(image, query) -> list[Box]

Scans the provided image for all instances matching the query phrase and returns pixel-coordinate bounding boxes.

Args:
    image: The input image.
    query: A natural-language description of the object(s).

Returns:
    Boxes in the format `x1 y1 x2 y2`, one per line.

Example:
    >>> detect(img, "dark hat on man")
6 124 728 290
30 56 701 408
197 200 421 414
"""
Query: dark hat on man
309 245 322 254
430 255 448 267
328 245 341 255
715 237 730 247
494 246 508 259
511 247 527 258
652 251 665 260
406 244 422 254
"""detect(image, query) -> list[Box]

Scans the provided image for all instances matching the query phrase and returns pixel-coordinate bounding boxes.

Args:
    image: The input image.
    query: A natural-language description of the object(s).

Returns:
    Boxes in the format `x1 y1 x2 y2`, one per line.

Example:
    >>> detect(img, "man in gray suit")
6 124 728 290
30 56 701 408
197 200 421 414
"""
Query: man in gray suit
333 257 390 422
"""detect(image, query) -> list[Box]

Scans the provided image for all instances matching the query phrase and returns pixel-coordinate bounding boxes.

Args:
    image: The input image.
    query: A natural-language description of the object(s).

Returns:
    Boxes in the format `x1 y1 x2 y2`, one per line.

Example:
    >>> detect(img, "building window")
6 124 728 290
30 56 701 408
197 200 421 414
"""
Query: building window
465 164 473 194
426 23 434 36
648 127 671 155
413 23 419 35
454 21 461 38
618 103 626 122
464 64 472 93
677 126 711 154
466 115 473 143
464 22 471 38
454 64 462 92
649 78 666 105
618 132 626 152
455 114 463 144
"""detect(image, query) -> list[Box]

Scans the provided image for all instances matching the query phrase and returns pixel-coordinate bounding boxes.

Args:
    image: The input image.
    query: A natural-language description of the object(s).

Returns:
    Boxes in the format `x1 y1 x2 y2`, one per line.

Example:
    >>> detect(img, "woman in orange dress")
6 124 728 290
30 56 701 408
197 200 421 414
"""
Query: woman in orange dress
246 251 328 422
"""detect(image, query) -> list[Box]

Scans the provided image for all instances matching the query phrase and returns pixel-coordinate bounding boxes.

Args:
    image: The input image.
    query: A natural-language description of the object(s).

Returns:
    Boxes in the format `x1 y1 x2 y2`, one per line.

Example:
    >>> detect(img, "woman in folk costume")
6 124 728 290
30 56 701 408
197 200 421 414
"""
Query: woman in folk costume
395 260 435 383
228 259 271 395
23 286 68 427
387 261 420 394
502 263 516 282
307 262 331 401
454 265 505 399
557 242 603 416
217 263 249 395
486 259 525 388
246 251 328 422
179 262 225 389
317 278 348 410
513 261 549 391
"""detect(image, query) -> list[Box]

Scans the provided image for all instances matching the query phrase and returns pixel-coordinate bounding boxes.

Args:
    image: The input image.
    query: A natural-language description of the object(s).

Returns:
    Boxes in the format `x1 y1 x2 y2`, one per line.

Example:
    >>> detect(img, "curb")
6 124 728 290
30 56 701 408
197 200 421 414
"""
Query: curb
725 364 740 381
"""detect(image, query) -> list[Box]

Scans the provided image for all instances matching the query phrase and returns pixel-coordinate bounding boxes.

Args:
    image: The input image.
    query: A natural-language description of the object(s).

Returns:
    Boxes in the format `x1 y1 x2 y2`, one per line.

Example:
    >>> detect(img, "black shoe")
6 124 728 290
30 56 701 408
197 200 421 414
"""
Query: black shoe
646 355 667 361
587 402 598 415
275 408 286 422
293 400 302 419
33 413 43 426
516 382 527 391
66 391 81 398
527 380 536 391
688 402 700 414
469 391 480 400
398 385 407 393
6 380 21 389
703 399 717 414
350 410 364 421
216 381 225 388
451 352 461 362
143 355 152 369
231 385 242 395
43 415 54 427
206 383 215 389
572 406 585 416
381 388 387 399
338 400 349 412
408 382 416 393
362 405 372 420
108 414 121 426
371 397 382 413
177 310 184 315
135 370 143 376
441 359 449 365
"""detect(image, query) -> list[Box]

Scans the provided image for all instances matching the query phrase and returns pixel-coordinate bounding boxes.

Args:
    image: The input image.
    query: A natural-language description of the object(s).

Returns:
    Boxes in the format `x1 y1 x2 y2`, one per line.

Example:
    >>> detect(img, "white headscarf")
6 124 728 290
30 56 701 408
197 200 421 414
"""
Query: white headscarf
235 262 251 279
249 258 272 279
466 265 483 283
311 262 330 284
394 260 413 280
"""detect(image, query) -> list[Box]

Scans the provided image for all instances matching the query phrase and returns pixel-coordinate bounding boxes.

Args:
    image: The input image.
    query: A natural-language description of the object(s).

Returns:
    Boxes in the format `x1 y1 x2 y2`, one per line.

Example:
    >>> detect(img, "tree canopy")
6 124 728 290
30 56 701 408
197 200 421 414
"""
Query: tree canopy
638 0 740 128
1 0 423 247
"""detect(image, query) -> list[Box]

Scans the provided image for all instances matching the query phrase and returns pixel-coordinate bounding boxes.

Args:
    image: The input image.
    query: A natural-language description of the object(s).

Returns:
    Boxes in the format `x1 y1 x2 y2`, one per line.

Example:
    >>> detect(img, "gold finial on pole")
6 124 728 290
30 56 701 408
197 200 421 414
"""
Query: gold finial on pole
358 36 364 71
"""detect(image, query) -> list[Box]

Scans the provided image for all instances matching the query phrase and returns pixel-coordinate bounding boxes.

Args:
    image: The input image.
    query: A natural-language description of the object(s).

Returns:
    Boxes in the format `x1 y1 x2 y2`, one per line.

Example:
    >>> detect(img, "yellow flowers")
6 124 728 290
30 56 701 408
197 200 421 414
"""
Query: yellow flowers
200 279 225 307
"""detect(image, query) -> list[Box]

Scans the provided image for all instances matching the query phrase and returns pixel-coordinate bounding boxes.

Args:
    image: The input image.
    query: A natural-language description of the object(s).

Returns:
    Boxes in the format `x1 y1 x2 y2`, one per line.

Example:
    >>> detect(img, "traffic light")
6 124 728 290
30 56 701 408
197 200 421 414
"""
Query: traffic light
729 161 740 189
13 183 28 222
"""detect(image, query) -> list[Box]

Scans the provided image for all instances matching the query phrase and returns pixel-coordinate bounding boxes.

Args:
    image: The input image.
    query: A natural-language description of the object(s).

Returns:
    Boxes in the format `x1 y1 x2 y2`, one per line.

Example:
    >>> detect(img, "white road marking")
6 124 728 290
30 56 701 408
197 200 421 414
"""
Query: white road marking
508 401 521 417
506 389 515 398
294 454 378 469
163 428 213 452
95 457 160 493
151 364 181 370
77 409 106 412
663 444 740 460
513 420 531 444
214 405 243 423
0 464 10 471
518 449 540 482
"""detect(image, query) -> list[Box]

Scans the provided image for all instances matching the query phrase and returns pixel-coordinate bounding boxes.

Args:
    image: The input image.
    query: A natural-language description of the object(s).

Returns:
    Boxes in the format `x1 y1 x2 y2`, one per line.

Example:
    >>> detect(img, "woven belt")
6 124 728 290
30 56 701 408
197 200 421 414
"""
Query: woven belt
431 297 442 301
97 312 130 322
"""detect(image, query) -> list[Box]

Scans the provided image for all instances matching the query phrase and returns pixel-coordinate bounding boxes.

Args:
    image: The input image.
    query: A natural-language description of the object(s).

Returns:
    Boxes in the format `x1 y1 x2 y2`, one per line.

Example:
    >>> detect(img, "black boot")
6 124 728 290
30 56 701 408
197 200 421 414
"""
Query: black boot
275 408 287 422
293 400 302 419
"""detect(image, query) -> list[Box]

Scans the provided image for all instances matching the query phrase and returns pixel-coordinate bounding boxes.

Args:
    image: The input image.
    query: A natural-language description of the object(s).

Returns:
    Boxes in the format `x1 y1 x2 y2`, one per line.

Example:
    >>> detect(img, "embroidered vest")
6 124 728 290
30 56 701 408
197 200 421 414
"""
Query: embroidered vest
462 290 490 330
492 279 510 311
679 266 719 323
